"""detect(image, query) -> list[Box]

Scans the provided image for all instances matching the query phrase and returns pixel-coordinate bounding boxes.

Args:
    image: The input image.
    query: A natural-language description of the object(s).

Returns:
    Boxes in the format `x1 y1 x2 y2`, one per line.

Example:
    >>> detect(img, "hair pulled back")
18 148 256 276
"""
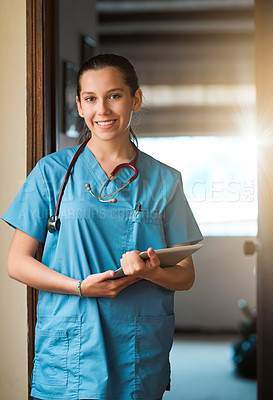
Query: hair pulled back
77 54 140 144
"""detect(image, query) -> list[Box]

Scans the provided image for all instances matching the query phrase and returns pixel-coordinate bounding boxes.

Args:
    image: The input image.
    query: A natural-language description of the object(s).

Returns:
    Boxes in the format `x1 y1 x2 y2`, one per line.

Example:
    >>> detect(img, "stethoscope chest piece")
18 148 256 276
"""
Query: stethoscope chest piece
47 215 61 233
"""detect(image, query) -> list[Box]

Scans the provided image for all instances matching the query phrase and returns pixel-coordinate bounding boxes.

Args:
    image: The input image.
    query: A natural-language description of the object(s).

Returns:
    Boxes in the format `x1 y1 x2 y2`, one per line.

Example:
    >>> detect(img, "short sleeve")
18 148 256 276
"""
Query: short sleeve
1 162 50 243
163 173 203 246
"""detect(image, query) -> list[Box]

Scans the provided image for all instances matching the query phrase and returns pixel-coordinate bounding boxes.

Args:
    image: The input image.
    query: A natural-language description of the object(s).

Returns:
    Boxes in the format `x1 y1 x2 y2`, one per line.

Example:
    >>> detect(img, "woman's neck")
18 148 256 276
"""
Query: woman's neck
87 136 135 163
87 136 136 177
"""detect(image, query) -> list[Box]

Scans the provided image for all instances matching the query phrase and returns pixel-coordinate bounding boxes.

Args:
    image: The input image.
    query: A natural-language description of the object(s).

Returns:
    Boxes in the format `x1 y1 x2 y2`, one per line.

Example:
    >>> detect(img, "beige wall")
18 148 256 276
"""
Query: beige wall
175 236 257 331
0 1 28 399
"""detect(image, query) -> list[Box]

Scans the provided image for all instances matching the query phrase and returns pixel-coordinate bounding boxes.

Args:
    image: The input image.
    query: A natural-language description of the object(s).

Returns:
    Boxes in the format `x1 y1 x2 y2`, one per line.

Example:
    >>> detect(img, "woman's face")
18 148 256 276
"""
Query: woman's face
76 67 142 143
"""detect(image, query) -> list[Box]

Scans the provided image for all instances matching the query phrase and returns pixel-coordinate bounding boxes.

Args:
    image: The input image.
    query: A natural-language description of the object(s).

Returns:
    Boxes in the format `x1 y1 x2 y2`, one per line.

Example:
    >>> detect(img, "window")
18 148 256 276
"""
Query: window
138 136 257 236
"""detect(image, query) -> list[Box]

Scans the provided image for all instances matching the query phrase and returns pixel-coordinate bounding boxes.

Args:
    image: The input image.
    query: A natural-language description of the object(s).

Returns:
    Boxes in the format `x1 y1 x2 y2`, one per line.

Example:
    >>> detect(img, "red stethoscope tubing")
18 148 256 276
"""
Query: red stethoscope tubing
111 163 138 183
54 138 89 217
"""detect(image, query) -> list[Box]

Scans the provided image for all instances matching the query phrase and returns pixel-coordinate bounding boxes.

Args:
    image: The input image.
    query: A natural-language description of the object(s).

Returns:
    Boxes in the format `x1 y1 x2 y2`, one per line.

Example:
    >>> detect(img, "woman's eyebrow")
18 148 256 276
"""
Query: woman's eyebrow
107 88 124 93
82 88 125 95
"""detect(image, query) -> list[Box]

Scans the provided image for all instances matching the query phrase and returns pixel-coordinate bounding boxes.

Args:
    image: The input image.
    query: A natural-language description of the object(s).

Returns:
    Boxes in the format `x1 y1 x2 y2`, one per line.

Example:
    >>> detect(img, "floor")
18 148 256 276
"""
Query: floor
163 334 257 400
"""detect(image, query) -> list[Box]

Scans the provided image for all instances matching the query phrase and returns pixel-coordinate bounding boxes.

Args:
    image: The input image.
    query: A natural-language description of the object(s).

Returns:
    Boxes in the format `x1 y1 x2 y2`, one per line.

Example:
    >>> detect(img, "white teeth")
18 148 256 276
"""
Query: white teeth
97 120 115 126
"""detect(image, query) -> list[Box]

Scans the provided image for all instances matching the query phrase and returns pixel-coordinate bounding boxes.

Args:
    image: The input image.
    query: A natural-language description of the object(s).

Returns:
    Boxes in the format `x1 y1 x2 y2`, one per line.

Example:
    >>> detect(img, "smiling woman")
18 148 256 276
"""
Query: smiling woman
2 53 203 400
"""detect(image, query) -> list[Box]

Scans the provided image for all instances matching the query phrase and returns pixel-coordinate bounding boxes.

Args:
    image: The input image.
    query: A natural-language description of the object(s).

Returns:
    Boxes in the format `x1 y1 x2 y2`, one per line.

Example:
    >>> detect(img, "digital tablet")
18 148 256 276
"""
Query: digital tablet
111 243 203 279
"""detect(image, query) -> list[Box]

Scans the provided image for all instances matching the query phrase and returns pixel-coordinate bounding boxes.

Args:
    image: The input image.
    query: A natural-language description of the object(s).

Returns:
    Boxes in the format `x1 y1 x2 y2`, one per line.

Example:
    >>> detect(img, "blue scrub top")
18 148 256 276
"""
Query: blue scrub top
2 144 203 400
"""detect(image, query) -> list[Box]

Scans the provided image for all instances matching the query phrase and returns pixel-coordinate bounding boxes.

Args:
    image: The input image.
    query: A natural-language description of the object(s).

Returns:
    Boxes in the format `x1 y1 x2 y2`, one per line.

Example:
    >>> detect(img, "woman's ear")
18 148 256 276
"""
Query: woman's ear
76 96 84 117
133 89 142 112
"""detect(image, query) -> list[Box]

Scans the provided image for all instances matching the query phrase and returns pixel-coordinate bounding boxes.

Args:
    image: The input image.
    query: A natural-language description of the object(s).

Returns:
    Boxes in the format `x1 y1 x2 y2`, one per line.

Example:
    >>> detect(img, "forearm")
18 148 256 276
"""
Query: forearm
8 252 79 295
7 229 139 298
8 252 139 298
144 257 195 291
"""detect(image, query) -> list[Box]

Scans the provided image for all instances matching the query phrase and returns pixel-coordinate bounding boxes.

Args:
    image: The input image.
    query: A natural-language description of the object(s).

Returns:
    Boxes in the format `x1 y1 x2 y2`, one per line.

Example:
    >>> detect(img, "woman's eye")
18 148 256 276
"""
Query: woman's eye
86 97 95 102
110 94 120 100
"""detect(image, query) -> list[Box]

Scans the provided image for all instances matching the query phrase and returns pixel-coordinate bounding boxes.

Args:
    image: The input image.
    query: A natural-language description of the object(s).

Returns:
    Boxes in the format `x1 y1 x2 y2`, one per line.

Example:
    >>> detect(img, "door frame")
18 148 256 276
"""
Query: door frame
26 0 56 398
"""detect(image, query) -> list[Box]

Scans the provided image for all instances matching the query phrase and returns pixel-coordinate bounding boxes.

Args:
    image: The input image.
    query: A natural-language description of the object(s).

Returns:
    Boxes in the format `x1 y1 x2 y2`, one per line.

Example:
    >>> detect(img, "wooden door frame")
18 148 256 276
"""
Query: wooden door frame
26 0 56 398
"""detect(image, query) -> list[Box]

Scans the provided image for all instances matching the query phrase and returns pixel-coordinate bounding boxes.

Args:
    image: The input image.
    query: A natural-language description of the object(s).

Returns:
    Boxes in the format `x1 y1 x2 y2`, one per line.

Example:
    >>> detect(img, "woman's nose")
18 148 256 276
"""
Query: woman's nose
98 99 110 115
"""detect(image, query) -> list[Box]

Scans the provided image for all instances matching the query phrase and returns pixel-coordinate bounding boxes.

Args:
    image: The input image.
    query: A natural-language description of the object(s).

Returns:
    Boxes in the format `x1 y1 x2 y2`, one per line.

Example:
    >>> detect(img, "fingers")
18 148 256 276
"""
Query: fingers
120 250 144 276
114 276 141 290
99 269 115 280
81 270 139 299
120 248 161 280
101 275 140 298
147 247 160 267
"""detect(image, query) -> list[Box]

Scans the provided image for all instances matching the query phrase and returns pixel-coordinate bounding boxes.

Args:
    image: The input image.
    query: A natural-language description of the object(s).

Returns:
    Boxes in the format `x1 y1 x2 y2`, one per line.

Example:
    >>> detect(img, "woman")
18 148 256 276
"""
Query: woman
2 54 203 400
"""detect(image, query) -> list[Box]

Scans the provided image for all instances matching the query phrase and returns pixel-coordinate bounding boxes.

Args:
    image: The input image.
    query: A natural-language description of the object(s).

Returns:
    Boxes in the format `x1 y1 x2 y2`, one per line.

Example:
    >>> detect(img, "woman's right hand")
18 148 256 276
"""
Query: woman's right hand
80 270 140 298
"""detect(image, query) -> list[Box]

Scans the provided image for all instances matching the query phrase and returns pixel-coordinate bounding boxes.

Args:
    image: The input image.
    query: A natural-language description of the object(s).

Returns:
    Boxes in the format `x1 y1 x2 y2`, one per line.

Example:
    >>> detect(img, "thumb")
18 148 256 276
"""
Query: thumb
147 247 160 266
100 270 115 280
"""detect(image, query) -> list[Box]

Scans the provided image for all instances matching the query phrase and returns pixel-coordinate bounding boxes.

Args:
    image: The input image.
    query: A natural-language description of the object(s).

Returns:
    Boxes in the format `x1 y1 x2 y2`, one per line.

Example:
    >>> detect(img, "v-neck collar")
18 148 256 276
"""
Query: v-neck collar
80 144 138 188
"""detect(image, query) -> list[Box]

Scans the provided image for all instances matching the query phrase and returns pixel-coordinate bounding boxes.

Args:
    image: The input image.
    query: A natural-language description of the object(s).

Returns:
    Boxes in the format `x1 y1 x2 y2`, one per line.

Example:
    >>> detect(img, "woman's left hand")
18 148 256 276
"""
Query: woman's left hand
120 247 160 279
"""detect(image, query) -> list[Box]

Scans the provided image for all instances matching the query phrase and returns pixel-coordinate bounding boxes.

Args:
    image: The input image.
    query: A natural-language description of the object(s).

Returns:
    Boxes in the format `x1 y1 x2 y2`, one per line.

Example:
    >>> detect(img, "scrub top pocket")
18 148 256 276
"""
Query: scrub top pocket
33 330 68 386
130 211 166 252
134 314 175 398
31 316 81 399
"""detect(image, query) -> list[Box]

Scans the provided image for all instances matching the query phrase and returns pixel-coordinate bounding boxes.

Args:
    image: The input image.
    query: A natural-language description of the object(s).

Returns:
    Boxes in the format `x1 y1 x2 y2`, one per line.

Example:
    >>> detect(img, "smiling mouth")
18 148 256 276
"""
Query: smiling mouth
96 120 117 126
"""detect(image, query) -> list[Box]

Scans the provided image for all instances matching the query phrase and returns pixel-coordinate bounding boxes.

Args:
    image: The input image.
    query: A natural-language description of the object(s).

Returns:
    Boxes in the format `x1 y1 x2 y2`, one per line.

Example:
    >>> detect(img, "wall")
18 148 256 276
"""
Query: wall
175 236 257 331
0 0 27 399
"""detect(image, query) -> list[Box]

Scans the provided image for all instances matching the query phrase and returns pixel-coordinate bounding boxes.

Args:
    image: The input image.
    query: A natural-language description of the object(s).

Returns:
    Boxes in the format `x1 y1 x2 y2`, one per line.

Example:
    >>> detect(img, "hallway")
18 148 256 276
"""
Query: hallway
164 334 257 400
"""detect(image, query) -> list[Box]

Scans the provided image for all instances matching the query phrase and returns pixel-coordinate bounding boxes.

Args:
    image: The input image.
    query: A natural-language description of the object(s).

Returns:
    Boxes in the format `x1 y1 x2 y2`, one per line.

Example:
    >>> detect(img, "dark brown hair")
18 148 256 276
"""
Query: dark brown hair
77 54 140 144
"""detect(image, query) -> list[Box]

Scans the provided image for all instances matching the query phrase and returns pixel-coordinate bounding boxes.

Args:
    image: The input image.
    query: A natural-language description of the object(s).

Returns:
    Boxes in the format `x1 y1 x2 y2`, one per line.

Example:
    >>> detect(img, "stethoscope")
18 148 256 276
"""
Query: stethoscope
47 139 139 234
